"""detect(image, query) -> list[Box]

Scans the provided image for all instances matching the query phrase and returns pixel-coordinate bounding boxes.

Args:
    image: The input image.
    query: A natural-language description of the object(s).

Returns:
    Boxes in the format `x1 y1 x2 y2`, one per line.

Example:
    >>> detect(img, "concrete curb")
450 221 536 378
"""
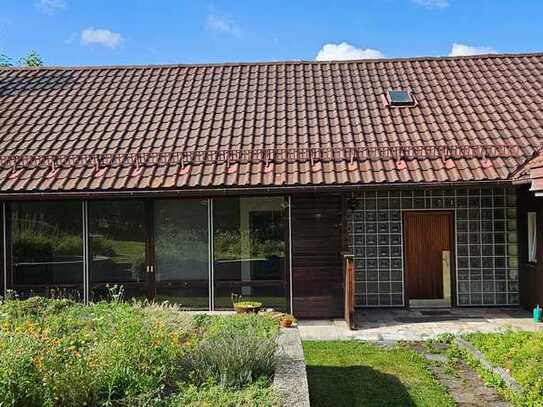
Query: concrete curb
273 327 311 407
455 337 524 394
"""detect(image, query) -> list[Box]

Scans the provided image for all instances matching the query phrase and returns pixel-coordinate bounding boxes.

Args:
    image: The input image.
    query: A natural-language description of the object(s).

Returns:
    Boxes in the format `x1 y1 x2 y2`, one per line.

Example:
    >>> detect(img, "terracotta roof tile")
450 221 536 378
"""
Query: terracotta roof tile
1 53 543 193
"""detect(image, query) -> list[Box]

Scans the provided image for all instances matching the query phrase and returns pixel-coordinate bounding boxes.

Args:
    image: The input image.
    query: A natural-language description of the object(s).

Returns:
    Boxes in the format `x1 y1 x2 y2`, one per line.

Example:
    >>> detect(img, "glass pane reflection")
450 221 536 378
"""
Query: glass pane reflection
88 200 146 301
213 197 287 311
154 199 209 309
11 201 83 300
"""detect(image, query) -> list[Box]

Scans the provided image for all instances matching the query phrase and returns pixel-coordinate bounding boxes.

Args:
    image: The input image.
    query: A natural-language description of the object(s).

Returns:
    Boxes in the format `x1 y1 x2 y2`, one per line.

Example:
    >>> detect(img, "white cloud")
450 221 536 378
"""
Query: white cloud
449 42 496 57
36 0 66 14
81 27 123 49
411 0 449 9
207 14 241 36
315 42 385 61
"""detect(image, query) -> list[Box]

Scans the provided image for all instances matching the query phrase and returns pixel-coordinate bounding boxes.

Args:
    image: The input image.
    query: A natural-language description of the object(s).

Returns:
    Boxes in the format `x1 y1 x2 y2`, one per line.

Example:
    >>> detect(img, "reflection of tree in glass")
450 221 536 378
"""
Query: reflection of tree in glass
155 224 208 264
214 229 284 260
13 217 82 260
89 201 146 279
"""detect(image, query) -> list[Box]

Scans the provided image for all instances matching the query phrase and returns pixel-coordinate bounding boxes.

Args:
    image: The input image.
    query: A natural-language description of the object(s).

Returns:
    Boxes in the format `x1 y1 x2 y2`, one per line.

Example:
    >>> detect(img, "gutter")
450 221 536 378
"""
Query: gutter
0 179 516 201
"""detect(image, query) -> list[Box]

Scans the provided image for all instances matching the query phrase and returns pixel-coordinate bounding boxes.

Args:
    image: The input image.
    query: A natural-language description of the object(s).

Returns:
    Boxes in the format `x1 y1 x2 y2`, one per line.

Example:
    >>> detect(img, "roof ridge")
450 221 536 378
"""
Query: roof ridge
1 51 542 72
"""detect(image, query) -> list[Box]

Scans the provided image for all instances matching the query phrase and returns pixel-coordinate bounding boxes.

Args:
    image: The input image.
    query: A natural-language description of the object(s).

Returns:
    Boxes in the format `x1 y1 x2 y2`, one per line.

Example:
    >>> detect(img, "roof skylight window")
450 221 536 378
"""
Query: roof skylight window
387 90 415 107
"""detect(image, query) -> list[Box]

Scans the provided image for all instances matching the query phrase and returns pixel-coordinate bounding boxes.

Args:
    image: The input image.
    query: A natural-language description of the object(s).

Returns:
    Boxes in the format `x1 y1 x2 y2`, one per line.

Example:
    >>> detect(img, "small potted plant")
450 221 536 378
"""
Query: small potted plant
231 293 262 314
279 314 296 328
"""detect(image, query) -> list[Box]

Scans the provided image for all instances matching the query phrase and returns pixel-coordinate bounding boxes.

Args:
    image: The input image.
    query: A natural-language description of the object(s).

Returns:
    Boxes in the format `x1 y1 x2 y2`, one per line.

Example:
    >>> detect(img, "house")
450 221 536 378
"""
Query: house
0 53 542 319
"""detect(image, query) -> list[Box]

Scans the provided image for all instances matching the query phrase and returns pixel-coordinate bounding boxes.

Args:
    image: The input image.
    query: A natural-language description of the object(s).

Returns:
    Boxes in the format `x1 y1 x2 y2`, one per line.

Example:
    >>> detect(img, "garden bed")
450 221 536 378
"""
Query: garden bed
464 331 543 405
0 297 283 406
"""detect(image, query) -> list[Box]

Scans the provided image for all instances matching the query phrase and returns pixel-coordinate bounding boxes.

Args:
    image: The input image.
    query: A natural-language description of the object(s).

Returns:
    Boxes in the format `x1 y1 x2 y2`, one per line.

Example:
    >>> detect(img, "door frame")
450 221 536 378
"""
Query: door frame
402 210 457 307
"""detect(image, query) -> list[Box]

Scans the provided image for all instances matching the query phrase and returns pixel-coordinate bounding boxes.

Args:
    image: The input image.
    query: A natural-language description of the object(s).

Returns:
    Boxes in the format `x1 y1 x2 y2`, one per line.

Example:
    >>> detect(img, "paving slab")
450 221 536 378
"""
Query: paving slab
298 308 542 341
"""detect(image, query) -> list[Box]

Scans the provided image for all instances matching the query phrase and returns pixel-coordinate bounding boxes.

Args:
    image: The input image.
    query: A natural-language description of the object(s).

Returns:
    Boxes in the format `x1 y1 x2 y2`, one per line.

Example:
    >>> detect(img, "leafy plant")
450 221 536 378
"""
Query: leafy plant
185 327 277 388
0 51 43 67
0 299 279 406
465 331 543 405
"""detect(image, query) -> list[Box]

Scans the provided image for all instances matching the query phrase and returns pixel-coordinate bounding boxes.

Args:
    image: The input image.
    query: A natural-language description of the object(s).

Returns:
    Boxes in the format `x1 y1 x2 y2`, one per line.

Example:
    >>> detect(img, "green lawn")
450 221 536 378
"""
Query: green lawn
466 331 543 405
303 341 454 407
109 239 145 263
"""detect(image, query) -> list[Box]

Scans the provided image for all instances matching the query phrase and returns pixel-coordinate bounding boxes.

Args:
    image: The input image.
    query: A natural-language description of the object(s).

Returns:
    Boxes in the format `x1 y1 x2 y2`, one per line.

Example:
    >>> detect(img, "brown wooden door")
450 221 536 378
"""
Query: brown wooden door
404 212 452 300
291 195 343 318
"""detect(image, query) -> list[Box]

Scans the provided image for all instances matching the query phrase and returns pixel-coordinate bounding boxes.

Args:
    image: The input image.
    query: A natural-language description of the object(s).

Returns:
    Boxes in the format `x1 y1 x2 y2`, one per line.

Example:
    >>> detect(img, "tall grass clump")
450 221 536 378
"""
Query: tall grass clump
186 314 278 388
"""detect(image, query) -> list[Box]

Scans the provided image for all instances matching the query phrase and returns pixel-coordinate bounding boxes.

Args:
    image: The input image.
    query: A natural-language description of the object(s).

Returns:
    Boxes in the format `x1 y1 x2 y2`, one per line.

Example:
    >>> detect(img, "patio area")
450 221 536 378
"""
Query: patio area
298 308 543 341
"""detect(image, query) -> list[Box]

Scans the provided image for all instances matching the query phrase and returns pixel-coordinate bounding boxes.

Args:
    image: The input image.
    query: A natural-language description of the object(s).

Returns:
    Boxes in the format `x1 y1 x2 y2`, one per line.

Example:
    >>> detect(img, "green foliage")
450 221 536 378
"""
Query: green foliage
0 299 279 406
167 381 283 407
13 230 57 259
186 314 278 388
13 230 115 259
0 54 12 67
0 51 43 67
214 230 284 260
155 226 208 264
92 236 116 257
19 51 43 67
203 313 279 339
466 331 543 405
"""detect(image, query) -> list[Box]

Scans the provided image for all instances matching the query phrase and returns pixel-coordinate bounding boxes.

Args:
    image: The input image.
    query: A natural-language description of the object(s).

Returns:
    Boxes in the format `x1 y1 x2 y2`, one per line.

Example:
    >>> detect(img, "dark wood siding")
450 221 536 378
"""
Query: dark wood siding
518 186 543 309
291 194 343 318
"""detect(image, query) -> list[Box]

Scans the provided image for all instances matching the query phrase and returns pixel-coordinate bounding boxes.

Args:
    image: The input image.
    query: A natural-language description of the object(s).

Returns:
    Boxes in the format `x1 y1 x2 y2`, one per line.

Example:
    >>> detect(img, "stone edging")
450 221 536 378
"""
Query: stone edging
455 337 524 394
273 327 311 407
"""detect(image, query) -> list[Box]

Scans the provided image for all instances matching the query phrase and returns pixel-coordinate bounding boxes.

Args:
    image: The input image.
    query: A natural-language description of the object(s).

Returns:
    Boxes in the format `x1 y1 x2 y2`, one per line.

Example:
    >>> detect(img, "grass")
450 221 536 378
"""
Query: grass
0 297 281 407
108 239 145 263
465 331 543 405
303 341 455 407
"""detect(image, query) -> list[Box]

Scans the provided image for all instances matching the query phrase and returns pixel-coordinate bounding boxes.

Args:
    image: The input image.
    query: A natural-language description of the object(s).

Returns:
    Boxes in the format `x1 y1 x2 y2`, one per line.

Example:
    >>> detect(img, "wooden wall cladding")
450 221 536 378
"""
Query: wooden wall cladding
518 186 543 309
291 194 343 318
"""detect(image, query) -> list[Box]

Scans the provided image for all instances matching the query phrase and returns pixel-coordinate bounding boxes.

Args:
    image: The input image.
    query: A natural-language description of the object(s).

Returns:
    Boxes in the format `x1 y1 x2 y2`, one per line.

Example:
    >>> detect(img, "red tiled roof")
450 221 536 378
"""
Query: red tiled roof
513 152 543 195
0 52 542 194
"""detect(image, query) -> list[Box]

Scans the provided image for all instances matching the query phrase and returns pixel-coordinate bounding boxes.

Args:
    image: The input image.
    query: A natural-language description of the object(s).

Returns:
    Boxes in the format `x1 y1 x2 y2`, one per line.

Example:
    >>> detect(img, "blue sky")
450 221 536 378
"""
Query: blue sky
1 0 542 66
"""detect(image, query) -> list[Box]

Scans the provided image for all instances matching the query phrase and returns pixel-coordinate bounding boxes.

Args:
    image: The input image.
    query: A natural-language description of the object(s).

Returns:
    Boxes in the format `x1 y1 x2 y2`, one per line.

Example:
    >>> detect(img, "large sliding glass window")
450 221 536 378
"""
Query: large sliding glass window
154 199 209 309
10 201 83 300
88 201 146 301
213 197 288 311
4 196 290 310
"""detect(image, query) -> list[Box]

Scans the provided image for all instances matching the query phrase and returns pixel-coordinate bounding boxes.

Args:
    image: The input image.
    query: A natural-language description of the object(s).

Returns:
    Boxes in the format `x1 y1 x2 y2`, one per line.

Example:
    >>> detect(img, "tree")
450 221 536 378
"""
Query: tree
0 54 12 67
0 51 43 67
20 51 43 67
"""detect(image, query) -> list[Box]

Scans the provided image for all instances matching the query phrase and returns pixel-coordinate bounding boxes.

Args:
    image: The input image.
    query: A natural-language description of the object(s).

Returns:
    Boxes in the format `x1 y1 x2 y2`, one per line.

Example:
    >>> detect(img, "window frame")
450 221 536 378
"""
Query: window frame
528 211 537 263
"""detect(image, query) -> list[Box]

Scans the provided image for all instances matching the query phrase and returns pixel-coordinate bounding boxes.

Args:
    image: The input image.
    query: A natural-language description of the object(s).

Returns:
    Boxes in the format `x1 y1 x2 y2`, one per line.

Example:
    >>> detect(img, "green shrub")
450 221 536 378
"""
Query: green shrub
186 315 278 388
12 231 54 259
0 299 280 406
54 234 84 255
0 299 196 406
91 236 116 257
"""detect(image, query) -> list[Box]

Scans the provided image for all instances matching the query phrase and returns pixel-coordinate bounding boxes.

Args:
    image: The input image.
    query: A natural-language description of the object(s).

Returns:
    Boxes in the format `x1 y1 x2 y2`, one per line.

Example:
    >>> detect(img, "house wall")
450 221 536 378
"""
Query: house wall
518 185 543 309
345 187 519 307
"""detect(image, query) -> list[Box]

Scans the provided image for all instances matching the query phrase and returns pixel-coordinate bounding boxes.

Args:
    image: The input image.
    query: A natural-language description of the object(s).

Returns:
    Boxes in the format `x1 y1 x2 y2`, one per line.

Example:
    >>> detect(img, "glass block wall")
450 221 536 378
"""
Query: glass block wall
345 187 519 307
